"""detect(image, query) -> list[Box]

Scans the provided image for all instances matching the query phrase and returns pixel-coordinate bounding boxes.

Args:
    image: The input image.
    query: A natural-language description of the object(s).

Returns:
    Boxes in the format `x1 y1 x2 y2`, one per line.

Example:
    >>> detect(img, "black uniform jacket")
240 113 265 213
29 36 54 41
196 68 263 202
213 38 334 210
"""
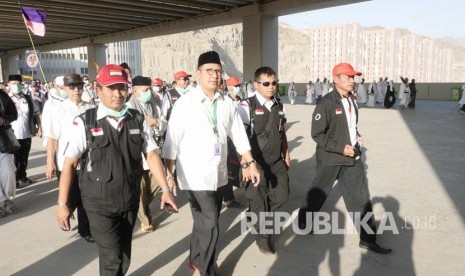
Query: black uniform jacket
311 90 359 166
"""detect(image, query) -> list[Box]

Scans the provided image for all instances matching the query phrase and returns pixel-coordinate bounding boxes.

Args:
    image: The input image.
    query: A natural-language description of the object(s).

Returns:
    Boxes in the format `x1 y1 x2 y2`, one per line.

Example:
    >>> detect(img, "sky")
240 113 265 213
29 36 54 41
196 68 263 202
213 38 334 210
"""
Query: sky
279 0 464 39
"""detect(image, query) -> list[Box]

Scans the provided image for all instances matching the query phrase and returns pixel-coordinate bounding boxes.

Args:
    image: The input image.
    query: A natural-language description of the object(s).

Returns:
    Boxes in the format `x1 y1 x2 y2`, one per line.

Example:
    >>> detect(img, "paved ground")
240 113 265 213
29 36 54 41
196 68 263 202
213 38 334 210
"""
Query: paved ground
1 97 464 276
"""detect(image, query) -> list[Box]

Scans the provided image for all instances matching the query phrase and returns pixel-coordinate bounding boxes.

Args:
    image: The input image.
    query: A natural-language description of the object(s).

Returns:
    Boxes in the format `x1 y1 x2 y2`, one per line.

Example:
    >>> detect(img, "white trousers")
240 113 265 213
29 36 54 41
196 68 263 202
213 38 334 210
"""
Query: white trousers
0 153 16 202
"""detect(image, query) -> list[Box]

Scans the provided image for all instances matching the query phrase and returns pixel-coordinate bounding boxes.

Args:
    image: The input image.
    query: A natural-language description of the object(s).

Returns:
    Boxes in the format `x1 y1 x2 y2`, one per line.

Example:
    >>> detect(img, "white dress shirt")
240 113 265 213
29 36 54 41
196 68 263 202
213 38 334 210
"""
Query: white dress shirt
238 92 284 125
42 99 92 171
9 93 39 139
163 86 251 191
63 103 158 160
341 97 358 146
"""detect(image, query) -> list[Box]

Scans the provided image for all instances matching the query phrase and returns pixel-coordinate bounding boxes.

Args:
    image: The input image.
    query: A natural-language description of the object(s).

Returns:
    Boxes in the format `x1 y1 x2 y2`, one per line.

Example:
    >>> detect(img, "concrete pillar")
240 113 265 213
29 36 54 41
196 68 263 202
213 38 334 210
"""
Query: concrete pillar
87 44 107 80
7 55 19 78
242 14 278 82
0 55 7 82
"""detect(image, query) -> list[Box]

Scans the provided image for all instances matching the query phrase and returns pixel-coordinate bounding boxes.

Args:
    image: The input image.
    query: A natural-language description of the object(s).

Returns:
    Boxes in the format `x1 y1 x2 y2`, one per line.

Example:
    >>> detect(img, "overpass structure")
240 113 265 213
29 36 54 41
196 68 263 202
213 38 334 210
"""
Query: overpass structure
0 0 366 81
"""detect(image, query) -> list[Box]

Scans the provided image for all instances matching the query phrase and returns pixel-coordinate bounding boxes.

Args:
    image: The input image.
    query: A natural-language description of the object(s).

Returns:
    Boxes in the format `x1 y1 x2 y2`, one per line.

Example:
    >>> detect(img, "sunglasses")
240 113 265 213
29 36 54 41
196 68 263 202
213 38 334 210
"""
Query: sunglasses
67 83 84 90
178 78 189 81
257 81 278 87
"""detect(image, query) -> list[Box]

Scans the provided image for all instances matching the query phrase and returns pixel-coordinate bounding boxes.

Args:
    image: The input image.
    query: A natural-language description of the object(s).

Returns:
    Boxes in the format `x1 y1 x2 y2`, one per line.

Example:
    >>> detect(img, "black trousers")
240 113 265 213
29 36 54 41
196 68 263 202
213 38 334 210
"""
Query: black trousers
245 160 289 240
86 209 138 276
221 182 235 202
298 159 377 242
57 170 91 237
188 189 224 276
14 138 31 180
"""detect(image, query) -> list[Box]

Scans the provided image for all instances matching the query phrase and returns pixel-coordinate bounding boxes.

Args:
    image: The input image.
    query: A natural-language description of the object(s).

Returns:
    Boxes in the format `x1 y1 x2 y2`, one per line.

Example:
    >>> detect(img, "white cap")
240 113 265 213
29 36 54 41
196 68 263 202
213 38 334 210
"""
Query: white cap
54 76 64 86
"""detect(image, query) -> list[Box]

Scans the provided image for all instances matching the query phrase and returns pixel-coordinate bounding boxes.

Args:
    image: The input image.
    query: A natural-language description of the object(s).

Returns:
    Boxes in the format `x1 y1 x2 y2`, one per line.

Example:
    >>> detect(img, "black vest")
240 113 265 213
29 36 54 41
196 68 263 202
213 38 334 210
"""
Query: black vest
166 88 182 121
246 95 285 167
79 109 144 213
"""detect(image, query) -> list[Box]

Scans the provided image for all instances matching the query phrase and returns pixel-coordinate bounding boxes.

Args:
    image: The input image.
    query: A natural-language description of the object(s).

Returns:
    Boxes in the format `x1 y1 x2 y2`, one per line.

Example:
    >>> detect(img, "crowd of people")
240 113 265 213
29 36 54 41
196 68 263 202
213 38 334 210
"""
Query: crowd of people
301 76 418 109
0 55 397 275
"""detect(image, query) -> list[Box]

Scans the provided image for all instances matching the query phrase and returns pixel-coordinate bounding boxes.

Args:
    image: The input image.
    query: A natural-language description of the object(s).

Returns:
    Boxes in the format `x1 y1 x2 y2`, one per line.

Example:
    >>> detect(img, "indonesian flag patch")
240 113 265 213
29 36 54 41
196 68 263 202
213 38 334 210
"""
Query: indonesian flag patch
91 127 104 136
335 108 343 115
109 69 123 76
255 108 264 115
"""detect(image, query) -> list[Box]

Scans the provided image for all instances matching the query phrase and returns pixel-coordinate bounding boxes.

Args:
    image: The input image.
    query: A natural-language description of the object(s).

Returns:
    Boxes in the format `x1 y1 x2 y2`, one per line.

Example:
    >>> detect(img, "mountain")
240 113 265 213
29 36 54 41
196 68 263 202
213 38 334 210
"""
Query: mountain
140 23 464 82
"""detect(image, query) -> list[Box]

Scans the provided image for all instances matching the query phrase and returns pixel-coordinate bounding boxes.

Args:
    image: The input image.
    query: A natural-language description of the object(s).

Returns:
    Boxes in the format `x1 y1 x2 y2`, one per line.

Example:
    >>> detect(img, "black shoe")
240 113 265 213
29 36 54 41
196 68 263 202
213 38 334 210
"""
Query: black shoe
82 235 95 243
256 238 275 255
359 240 392 254
18 177 33 185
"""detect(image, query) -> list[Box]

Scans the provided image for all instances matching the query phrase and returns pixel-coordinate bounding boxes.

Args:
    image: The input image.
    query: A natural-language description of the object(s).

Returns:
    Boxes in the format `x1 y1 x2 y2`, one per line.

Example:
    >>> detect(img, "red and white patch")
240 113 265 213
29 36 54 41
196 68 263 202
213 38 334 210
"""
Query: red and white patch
335 108 343 115
255 109 264 115
172 96 178 101
91 127 104 136
109 69 123 76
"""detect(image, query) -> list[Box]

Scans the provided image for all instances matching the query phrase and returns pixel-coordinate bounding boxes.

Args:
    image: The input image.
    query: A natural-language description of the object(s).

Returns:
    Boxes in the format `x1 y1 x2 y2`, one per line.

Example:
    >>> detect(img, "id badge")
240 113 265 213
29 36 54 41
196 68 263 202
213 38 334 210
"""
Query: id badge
214 142 222 156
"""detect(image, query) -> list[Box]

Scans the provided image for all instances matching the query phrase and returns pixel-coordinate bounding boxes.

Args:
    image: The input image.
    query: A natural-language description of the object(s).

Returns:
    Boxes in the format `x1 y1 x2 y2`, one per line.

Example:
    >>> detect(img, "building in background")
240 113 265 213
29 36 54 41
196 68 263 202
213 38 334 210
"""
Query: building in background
306 23 454 82
10 40 141 82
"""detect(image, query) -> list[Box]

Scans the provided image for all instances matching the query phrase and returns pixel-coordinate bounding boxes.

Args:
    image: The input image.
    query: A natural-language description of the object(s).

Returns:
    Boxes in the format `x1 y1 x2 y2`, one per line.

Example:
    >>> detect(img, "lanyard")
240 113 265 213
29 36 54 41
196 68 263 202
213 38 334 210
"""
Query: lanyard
203 99 219 140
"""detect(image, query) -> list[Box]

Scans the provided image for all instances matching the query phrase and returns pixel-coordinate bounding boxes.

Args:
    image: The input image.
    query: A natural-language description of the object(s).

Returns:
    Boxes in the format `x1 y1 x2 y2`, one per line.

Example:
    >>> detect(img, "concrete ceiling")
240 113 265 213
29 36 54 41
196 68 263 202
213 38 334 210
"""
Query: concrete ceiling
0 0 271 52
0 0 367 54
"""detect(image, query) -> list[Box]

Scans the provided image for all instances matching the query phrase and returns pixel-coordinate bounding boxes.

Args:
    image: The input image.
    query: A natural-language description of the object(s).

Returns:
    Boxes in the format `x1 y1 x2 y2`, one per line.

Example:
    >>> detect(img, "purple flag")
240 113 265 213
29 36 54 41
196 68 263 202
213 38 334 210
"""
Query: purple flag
20 6 46 37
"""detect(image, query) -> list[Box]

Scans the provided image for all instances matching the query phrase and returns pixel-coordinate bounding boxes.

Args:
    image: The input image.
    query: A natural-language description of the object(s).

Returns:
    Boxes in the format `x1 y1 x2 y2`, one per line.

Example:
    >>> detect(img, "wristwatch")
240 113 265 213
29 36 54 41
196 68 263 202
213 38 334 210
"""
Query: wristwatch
241 159 256 169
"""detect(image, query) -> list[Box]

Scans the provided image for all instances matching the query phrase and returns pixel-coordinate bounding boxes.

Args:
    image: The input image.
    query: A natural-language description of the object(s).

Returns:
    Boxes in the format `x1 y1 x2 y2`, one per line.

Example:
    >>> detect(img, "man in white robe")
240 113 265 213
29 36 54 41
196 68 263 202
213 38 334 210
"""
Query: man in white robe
357 78 367 104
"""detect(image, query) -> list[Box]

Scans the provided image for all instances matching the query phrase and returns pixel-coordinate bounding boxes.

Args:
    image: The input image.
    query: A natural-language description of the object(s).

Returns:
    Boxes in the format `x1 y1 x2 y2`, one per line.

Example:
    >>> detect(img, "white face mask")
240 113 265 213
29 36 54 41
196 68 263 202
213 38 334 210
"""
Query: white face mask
232 86 241 95
153 86 160 92
11 84 22 94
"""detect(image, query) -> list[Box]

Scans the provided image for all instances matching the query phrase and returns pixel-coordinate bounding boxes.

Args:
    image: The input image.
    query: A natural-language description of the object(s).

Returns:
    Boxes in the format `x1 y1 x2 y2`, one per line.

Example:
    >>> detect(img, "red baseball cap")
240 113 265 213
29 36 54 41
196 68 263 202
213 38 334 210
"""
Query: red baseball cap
96 64 130 86
226 76 240 86
174 71 191 81
332 63 362 77
152 77 163 86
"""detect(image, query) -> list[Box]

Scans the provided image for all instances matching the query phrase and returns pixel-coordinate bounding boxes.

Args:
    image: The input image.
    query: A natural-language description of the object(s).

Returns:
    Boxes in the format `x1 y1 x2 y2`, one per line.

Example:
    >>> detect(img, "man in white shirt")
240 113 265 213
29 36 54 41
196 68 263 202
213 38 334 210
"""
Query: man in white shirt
161 70 192 121
163 51 260 276
238 67 290 254
55 64 177 275
8 74 42 187
127 76 168 233
43 73 94 242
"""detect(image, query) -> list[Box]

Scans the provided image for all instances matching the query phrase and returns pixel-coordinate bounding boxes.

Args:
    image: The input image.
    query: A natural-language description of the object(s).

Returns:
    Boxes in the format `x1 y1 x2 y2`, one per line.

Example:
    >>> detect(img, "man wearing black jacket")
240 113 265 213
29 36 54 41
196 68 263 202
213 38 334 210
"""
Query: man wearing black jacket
0 88 18 217
298 63 391 254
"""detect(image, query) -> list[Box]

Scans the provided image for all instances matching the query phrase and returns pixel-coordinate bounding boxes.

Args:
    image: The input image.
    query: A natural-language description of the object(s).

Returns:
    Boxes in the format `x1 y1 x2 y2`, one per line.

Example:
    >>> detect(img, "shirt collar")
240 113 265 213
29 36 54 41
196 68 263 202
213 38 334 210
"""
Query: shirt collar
255 91 275 107
96 102 132 120
194 85 224 103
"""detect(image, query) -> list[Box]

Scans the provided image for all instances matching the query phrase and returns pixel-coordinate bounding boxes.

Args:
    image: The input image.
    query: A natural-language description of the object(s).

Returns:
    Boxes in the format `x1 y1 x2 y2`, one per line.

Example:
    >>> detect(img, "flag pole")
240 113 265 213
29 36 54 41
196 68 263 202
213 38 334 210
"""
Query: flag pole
24 25 47 84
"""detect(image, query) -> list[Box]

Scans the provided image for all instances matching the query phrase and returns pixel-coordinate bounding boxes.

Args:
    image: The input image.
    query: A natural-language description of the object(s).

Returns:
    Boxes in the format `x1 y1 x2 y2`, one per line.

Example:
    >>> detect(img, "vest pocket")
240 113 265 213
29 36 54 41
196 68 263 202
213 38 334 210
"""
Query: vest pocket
89 136 110 162
82 172 113 200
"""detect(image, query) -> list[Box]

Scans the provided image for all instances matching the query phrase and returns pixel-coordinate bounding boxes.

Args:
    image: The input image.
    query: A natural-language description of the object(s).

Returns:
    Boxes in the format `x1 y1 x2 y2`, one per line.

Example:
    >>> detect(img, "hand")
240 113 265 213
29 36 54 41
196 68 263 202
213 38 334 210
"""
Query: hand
284 157 291 171
46 162 57 180
160 190 178 213
248 163 261 187
56 205 74 231
36 128 42 138
343 145 355 157
145 116 158 127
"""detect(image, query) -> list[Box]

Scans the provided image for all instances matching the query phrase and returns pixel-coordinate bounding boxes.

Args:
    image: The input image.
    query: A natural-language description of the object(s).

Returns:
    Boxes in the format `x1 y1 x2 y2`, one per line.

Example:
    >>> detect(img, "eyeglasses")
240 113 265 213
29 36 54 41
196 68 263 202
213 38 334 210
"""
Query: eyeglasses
257 81 278 87
66 83 84 90
205 68 223 76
